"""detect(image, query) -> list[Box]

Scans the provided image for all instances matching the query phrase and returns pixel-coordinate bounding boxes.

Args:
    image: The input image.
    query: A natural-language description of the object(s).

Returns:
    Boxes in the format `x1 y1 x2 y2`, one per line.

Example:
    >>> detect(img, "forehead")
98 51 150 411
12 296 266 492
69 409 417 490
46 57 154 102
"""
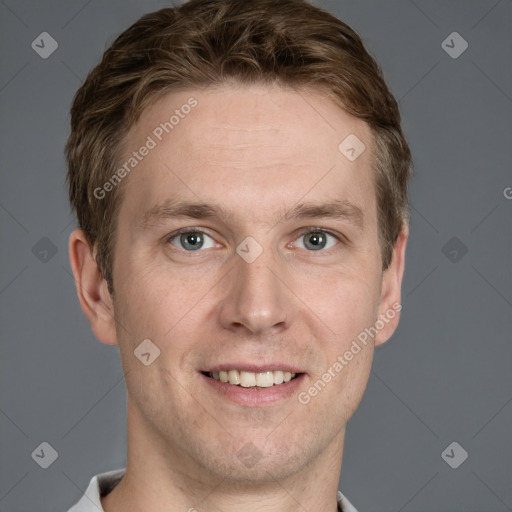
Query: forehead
117 83 377 228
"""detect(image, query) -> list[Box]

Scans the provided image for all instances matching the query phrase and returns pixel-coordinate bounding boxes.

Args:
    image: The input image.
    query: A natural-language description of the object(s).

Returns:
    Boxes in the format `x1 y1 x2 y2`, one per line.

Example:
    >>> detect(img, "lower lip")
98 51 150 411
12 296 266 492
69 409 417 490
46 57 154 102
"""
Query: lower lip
201 372 306 406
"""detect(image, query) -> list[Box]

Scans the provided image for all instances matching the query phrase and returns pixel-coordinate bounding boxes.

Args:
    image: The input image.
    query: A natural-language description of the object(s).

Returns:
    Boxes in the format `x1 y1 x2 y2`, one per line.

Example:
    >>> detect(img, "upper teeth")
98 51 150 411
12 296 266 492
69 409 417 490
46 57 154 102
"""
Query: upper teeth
209 370 297 387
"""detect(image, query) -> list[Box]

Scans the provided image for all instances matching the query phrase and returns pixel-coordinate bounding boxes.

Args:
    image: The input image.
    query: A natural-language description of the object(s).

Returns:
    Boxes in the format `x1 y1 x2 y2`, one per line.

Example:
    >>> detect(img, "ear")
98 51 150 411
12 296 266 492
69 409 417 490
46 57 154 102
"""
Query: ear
68 228 118 345
374 225 408 347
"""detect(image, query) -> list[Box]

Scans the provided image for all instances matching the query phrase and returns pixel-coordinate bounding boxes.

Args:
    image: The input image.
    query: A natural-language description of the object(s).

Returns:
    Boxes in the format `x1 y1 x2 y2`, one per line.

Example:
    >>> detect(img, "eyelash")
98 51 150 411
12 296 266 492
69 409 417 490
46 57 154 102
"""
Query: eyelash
165 227 344 254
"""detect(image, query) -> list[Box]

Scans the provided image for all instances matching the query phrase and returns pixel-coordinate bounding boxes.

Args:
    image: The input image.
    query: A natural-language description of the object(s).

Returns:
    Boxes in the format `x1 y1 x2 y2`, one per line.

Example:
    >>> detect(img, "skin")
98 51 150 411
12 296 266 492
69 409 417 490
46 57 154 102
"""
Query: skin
69 83 407 512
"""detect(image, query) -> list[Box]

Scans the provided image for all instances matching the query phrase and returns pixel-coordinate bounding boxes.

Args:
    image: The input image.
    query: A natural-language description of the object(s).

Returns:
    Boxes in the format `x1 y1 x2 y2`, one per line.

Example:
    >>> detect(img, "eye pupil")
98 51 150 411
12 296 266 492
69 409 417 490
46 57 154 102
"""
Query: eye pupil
181 232 203 251
304 232 326 251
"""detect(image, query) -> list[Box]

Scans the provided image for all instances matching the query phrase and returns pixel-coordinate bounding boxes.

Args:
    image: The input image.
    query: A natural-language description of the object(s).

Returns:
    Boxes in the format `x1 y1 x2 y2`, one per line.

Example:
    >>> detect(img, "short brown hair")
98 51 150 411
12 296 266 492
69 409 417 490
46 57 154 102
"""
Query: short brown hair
66 0 412 295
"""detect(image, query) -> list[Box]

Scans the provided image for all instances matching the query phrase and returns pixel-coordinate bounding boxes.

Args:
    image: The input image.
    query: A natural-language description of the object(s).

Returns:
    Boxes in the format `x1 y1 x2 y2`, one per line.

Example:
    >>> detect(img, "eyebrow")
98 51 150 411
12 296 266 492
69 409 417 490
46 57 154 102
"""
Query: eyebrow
139 198 364 231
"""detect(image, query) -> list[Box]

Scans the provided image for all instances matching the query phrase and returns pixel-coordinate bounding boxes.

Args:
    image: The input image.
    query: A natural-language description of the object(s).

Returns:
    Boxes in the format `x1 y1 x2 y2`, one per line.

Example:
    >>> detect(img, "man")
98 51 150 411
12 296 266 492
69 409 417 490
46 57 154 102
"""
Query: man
66 0 412 510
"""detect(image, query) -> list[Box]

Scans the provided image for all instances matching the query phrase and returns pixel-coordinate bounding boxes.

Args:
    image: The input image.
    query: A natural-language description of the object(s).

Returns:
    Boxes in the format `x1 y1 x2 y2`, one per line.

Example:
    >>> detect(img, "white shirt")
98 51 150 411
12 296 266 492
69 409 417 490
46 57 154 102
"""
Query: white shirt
67 468 359 512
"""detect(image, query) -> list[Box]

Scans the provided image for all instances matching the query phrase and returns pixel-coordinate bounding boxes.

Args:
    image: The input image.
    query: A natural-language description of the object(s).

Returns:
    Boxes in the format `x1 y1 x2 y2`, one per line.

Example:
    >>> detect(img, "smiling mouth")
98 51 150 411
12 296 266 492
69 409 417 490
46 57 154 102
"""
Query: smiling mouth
202 370 303 388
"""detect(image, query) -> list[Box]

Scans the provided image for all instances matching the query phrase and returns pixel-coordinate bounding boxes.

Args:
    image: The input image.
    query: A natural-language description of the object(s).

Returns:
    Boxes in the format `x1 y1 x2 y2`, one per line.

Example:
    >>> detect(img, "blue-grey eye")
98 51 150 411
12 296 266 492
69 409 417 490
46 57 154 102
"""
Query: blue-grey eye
295 230 338 251
170 231 216 251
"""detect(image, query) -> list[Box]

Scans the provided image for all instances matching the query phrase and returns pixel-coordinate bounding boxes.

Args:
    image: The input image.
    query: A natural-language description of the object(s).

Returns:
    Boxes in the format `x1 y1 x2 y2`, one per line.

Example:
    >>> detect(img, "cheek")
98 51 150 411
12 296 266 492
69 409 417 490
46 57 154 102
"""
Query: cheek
299 265 380 406
301 263 382 340
111 265 198 417
113 255 216 376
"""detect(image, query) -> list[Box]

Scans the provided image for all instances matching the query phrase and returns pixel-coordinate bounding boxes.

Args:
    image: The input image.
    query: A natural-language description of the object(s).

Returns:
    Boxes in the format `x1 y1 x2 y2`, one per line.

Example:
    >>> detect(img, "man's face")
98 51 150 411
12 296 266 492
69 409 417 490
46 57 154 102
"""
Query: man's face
99 84 402 482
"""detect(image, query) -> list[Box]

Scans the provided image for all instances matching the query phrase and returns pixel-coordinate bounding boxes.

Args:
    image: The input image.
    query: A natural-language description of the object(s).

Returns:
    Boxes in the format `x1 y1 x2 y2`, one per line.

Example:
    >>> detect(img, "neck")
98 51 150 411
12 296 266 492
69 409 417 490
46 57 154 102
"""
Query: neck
101 395 345 512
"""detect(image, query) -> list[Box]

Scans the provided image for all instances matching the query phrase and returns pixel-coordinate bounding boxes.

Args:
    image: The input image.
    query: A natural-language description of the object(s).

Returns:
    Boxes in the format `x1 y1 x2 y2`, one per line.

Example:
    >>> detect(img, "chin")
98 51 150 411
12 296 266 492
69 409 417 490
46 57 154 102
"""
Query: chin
196 438 313 484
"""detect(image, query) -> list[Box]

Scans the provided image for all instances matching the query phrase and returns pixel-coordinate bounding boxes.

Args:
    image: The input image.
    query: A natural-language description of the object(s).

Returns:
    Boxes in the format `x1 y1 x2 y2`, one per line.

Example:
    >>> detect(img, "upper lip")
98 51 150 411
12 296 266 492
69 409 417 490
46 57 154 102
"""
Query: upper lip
202 363 305 374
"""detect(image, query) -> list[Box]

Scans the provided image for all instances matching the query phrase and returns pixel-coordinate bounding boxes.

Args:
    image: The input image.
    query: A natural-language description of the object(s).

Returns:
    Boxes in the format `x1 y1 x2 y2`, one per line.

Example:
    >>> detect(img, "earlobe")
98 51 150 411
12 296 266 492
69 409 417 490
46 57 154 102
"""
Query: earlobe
374 225 408 347
68 228 118 346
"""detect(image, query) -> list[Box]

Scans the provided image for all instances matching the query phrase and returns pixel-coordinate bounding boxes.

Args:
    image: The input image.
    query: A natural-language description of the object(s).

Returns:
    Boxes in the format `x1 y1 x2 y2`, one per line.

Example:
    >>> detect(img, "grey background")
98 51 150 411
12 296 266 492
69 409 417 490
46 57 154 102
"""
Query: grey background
0 0 511 511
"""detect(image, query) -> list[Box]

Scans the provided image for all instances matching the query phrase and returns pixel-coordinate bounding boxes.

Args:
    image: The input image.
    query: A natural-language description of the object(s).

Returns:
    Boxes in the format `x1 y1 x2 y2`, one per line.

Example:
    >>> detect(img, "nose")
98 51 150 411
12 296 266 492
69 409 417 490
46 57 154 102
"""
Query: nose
217 243 291 336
